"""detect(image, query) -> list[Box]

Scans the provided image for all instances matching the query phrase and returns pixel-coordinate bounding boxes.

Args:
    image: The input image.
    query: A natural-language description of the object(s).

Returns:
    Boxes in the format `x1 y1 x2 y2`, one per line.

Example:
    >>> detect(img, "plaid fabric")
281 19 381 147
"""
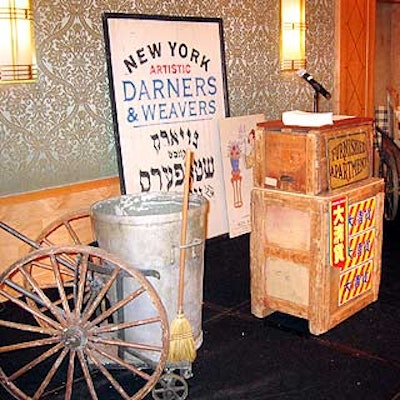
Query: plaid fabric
375 106 389 135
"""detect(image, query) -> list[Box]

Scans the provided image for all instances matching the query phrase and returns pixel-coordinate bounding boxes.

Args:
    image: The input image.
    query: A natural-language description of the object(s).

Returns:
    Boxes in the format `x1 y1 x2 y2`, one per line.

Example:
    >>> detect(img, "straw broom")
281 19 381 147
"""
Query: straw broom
167 150 197 363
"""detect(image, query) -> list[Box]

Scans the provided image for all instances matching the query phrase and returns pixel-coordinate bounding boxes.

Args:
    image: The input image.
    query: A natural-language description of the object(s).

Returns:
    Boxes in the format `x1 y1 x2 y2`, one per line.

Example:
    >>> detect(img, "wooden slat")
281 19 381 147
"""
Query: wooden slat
250 177 384 335
0 177 121 274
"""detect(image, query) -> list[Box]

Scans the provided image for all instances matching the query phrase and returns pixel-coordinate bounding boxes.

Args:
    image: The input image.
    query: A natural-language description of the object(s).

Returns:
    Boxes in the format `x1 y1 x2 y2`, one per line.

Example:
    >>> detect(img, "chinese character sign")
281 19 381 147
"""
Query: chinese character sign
329 197 348 269
103 14 230 238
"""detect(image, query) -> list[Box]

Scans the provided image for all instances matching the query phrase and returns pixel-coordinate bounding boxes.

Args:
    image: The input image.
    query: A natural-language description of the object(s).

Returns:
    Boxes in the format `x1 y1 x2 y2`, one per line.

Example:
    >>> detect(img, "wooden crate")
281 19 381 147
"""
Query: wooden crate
250 177 384 335
254 117 374 195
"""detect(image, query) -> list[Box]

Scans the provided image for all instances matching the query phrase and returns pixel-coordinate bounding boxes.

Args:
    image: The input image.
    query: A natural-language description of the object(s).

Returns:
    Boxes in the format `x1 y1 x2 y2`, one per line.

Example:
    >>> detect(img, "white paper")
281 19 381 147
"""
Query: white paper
219 114 265 238
282 110 334 127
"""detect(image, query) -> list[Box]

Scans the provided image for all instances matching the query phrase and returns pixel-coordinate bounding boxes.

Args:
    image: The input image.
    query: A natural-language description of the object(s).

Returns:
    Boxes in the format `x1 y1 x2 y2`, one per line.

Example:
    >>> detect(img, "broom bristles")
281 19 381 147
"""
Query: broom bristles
167 312 197 363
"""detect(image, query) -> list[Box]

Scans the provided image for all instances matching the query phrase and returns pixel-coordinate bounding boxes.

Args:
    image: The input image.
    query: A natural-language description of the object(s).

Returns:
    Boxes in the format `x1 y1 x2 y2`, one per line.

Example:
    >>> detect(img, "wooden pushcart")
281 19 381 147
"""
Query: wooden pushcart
0 211 190 400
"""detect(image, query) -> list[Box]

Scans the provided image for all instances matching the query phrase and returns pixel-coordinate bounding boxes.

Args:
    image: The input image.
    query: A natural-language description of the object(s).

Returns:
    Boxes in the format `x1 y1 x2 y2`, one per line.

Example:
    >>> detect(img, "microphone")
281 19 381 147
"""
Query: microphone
297 69 331 100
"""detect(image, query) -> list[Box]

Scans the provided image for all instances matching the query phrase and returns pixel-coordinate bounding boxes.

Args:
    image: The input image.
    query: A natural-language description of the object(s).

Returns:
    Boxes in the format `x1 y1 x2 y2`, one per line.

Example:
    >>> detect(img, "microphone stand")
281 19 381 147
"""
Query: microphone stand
313 90 320 113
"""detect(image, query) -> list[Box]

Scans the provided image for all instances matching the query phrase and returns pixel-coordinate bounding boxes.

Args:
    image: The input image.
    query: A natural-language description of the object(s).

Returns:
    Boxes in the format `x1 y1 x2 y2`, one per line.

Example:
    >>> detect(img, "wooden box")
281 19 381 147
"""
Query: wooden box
250 177 384 335
253 117 374 195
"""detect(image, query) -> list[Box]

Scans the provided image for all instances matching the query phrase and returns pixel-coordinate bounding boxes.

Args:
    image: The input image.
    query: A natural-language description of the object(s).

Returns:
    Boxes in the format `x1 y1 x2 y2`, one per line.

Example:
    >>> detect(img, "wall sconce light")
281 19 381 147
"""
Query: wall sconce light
0 0 37 83
280 0 306 71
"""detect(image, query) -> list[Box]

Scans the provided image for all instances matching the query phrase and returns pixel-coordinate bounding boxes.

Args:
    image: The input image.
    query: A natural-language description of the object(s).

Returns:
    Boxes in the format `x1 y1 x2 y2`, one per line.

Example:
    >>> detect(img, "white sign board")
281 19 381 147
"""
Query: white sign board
103 14 230 238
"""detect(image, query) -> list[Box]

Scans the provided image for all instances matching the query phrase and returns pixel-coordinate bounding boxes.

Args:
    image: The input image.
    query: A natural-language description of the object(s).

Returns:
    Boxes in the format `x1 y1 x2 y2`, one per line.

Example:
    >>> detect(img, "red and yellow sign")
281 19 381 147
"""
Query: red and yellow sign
338 260 373 306
329 196 348 269
344 228 375 271
330 195 377 306
348 197 376 236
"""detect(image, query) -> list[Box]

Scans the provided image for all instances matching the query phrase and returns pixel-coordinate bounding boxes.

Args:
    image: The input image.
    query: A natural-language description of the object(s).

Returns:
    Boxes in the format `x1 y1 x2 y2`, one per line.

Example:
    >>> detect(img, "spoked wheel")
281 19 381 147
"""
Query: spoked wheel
36 209 93 247
27 210 94 329
151 373 188 400
0 245 169 400
379 151 399 221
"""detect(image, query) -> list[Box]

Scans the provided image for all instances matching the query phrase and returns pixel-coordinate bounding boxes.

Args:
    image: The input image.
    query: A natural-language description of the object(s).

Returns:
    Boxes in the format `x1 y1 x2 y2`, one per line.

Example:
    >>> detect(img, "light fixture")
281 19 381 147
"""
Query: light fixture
0 0 37 83
280 0 306 71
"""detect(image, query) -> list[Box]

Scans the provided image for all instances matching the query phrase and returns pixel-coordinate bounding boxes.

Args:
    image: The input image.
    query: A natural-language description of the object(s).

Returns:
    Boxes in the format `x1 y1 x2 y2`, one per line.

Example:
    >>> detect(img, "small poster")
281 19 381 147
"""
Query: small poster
219 114 264 238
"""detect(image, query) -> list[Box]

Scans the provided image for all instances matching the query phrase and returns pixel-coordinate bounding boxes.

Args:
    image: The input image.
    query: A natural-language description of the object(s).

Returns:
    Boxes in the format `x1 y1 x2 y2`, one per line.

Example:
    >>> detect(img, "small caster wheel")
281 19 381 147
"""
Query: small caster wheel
152 373 188 400
181 366 193 380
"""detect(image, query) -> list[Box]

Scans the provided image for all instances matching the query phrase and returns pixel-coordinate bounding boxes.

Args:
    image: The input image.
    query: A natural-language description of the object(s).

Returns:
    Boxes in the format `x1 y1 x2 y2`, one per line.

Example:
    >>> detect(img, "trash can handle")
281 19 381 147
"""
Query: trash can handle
179 238 203 249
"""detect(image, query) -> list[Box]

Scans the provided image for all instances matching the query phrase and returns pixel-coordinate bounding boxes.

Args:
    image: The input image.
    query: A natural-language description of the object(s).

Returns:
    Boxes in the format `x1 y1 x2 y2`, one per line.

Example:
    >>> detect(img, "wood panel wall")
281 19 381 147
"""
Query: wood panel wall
0 177 120 274
375 3 400 105
334 0 376 117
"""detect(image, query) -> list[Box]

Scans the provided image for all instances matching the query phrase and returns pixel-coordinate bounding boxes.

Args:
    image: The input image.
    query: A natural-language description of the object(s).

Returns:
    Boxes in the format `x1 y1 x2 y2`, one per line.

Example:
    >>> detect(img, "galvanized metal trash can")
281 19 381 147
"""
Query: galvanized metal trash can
90 192 208 363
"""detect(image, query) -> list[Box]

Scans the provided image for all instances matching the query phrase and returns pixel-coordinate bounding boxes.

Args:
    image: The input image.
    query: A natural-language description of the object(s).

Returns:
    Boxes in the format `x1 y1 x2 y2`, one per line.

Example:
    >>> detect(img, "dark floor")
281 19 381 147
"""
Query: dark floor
1 215 400 399
184 216 400 400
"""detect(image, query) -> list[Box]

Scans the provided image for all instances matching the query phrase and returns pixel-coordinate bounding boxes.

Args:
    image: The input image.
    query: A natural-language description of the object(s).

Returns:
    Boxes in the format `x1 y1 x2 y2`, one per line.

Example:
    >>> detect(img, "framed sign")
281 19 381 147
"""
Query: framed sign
103 13 230 238
327 132 370 190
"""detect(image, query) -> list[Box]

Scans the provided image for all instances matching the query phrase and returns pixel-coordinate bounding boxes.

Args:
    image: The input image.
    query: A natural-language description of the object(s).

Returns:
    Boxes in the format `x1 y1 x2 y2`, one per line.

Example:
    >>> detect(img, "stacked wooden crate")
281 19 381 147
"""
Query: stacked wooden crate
250 117 384 335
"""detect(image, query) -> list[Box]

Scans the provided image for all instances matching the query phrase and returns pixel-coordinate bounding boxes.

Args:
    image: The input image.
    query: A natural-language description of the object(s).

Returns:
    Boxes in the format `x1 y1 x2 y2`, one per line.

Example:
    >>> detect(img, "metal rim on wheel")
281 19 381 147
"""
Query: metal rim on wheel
379 151 399 221
0 245 169 400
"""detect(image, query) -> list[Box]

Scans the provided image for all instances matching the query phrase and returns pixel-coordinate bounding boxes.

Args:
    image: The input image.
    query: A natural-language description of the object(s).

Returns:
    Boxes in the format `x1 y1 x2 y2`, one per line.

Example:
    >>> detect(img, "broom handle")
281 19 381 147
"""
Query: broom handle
177 150 192 313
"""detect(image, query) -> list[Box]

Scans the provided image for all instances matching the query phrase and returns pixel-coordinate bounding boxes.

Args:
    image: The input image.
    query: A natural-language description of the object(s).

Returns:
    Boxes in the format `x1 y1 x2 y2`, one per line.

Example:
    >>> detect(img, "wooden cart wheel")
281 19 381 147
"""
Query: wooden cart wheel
0 245 169 400
36 209 93 247
379 151 399 221
26 210 94 327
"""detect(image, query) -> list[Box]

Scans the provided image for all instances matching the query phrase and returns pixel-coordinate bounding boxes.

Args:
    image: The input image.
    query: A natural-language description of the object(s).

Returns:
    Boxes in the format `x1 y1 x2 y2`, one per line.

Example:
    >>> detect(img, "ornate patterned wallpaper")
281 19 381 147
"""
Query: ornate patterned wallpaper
0 0 335 196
